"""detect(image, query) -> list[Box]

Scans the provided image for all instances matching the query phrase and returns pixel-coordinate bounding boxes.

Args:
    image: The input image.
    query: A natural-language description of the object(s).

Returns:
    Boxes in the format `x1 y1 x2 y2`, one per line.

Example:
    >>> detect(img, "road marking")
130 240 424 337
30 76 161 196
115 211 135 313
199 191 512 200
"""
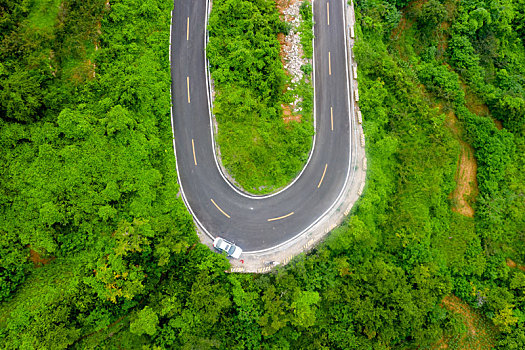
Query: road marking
318 163 328 188
328 51 331 75
330 106 334 131
187 76 190 103
267 212 294 222
211 199 230 218
327 2 330 26
187 17 190 40
192 138 197 165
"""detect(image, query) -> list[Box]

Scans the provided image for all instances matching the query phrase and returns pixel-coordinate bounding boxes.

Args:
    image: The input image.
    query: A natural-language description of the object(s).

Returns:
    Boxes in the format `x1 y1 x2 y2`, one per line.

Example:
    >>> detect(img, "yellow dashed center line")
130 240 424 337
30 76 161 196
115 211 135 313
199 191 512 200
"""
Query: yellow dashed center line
268 212 294 222
330 106 334 131
318 163 328 188
187 76 191 104
192 138 197 165
211 199 231 218
187 17 190 41
327 2 330 26
328 51 331 75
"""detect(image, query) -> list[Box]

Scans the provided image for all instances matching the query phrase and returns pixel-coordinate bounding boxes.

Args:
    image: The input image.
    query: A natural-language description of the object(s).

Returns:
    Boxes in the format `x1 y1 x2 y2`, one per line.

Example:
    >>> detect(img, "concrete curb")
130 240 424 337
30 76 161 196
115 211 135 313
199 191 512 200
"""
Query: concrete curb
172 0 367 273
221 0 367 273
204 0 318 200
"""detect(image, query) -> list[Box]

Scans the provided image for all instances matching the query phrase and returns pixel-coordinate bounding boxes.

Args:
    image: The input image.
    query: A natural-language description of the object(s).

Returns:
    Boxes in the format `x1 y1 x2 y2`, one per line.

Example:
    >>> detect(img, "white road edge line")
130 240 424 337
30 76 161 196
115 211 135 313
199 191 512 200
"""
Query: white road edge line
244 0 358 254
172 0 359 253
202 1 317 201
170 5 215 244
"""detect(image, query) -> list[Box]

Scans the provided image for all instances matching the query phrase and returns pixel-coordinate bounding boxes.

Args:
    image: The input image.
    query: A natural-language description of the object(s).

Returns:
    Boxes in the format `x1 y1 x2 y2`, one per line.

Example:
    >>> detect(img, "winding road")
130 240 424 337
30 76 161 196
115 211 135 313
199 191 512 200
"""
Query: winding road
170 0 356 253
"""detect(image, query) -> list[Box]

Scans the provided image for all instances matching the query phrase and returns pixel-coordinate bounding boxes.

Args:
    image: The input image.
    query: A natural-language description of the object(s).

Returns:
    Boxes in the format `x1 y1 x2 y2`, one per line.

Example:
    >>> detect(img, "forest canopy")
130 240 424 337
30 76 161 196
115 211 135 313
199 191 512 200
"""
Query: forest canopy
0 0 523 348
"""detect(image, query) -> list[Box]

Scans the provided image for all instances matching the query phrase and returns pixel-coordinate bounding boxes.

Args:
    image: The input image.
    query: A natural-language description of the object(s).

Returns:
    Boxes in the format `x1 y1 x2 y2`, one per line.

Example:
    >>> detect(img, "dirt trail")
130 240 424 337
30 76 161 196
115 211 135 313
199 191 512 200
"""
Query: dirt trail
390 0 479 218
390 5 479 218
433 295 497 349
446 113 478 217
29 248 54 267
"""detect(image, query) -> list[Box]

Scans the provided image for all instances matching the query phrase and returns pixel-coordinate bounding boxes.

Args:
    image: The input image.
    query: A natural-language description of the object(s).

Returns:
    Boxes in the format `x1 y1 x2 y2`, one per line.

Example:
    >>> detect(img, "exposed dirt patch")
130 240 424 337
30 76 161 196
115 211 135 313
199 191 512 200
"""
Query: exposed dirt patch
282 103 292 117
277 33 290 72
446 113 478 217
390 15 412 61
275 0 306 123
437 0 457 54
507 259 525 272
392 0 455 60
70 59 97 84
276 0 299 16
461 81 504 129
277 33 303 123
434 295 497 350
493 119 503 130
282 103 301 123
29 248 54 267
437 21 450 54
408 0 428 13
462 82 490 117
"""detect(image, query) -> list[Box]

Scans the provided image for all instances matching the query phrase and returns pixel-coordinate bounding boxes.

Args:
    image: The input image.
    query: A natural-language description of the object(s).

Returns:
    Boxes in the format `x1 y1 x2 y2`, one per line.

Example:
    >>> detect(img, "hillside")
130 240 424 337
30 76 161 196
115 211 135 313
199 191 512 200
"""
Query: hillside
0 0 523 348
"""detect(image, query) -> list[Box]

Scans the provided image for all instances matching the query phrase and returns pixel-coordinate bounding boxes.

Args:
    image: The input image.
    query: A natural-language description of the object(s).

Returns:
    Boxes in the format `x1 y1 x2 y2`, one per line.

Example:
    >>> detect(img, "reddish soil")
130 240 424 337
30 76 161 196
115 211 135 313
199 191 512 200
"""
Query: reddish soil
283 116 302 123
493 119 503 130
70 59 97 83
282 103 301 123
506 259 525 272
29 248 54 267
437 21 450 54
432 295 497 349
275 0 302 123
275 0 299 15
461 81 504 129
277 32 290 73
446 113 478 217
437 0 458 54
462 82 490 117
392 0 455 59
390 16 412 58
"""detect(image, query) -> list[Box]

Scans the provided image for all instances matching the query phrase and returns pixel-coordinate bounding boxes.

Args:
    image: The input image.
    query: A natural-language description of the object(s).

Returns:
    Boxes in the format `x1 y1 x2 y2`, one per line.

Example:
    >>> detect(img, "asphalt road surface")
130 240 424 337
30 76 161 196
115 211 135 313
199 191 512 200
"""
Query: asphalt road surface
170 0 354 253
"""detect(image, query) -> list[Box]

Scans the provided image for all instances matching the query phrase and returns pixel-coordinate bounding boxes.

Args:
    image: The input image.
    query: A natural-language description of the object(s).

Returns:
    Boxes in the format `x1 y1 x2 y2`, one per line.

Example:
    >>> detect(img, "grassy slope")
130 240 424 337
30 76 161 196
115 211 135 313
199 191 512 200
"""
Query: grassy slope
0 0 196 347
380 0 525 346
208 0 314 194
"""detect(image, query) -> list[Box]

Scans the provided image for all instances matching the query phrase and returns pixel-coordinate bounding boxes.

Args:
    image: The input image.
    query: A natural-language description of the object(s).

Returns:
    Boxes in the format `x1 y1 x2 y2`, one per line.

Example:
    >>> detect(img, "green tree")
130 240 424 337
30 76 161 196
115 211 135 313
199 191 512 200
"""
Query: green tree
130 306 159 336
417 0 447 30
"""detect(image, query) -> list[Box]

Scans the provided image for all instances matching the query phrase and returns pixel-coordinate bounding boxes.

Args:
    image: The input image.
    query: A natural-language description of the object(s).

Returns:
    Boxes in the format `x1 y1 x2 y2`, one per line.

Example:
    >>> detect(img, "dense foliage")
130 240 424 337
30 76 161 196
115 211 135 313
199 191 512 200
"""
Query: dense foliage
0 0 523 348
207 0 314 193
0 0 198 346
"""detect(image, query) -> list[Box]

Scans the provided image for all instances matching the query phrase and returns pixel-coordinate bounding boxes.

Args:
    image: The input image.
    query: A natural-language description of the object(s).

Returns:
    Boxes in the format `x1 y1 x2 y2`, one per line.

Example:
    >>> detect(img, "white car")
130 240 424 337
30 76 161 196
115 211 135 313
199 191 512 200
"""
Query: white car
213 237 242 259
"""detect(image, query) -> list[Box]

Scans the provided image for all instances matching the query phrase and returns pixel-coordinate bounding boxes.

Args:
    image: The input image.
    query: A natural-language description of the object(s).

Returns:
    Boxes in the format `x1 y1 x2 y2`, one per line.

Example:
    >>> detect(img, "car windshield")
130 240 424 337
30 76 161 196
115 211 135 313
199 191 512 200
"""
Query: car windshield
228 245 237 255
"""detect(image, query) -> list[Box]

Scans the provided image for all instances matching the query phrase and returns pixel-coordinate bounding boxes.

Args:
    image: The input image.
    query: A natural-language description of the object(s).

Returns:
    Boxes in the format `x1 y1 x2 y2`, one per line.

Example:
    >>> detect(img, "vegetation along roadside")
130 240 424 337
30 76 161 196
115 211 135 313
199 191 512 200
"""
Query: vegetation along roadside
0 0 523 348
207 0 314 194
